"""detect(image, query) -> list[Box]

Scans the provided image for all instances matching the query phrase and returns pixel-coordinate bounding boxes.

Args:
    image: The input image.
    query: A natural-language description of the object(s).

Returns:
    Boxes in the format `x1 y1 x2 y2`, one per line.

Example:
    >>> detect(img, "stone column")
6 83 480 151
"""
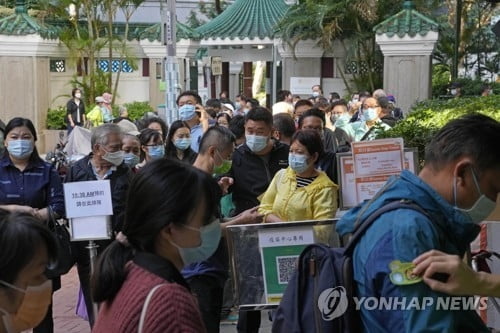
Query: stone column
275 39 324 96
374 1 439 114
376 33 438 113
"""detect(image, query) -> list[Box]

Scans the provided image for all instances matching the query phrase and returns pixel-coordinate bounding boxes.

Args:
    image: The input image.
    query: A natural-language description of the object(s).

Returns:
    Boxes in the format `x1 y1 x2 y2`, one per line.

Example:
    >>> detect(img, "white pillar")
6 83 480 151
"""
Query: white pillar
375 32 438 114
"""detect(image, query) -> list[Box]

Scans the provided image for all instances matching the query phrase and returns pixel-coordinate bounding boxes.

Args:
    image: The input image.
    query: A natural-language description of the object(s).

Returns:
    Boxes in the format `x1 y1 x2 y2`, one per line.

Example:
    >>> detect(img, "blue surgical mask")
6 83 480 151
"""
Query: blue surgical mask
7 139 33 159
170 219 222 266
312 91 319 97
148 145 165 159
364 108 378 121
123 153 140 167
174 138 191 151
335 114 350 127
179 104 196 121
289 153 310 174
453 168 496 224
245 134 268 153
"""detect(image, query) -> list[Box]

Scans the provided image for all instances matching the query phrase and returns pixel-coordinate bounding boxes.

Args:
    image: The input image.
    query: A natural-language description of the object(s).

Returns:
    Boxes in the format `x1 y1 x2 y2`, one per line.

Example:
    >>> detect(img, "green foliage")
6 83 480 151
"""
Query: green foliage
431 64 451 98
186 0 229 29
123 101 153 121
46 106 67 129
377 95 500 164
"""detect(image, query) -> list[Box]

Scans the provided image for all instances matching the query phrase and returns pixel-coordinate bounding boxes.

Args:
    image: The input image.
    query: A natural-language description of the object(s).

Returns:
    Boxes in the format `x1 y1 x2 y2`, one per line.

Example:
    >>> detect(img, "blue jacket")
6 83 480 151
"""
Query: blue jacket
336 170 487 333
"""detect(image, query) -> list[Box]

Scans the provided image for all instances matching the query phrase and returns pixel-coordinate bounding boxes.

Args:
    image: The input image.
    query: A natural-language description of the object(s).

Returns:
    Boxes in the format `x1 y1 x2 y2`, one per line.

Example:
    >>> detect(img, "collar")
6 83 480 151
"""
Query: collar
0 154 44 170
133 252 190 290
88 155 117 179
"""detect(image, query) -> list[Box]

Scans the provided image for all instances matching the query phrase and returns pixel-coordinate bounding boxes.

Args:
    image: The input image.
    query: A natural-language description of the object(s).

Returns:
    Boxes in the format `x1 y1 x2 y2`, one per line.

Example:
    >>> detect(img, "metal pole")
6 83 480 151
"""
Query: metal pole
272 44 277 105
452 0 462 80
86 240 99 317
163 0 179 125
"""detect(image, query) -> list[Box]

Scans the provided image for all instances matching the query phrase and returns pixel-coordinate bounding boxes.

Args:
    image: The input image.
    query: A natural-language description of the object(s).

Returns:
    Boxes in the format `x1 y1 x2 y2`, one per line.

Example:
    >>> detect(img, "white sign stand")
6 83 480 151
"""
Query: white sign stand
63 180 114 318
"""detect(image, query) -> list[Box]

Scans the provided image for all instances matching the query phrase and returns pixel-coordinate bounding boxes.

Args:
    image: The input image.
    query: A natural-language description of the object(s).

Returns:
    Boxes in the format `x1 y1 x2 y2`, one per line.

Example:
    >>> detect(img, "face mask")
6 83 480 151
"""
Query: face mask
7 139 33 159
179 104 196 121
330 114 341 124
351 98 359 103
102 148 124 166
289 153 310 174
213 150 232 175
75 93 81 99
334 114 350 127
170 219 222 266
453 168 496 224
235 103 241 112
148 145 165 159
450 89 457 96
0 280 52 332
363 108 379 121
174 138 191 151
123 153 140 167
245 134 268 153
312 91 319 97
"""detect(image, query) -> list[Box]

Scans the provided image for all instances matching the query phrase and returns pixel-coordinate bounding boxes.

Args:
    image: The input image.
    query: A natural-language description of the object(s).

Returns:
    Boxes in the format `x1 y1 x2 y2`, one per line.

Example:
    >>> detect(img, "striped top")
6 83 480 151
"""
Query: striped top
296 175 317 188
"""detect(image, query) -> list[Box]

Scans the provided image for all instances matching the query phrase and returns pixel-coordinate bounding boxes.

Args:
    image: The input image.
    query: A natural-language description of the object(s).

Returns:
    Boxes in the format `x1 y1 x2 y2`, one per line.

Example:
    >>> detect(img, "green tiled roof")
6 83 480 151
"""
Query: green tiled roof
139 21 201 42
196 0 289 40
0 1 59 39
373 0 439 38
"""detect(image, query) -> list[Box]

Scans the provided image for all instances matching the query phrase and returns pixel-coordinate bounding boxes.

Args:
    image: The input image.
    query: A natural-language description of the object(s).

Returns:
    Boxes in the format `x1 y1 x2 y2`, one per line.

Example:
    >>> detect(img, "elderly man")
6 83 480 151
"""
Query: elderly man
337 97 391 142
337 114 500 332
66 123 132 327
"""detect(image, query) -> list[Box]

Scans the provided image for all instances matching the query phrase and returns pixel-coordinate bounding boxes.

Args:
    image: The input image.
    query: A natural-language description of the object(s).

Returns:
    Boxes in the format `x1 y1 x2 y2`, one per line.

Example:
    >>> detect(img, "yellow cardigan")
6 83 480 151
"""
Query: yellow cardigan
259 167 338 222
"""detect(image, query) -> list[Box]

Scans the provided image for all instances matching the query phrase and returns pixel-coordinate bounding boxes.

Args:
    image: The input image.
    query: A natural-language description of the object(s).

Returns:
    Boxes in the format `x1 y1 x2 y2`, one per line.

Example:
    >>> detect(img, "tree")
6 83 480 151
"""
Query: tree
31 0 144 105
185 0 228 29
276 0 443 93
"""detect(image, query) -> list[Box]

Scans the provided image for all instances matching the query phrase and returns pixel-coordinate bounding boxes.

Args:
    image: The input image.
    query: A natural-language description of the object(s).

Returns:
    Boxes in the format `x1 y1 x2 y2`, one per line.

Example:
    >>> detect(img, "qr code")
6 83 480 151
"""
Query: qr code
276 255 299 284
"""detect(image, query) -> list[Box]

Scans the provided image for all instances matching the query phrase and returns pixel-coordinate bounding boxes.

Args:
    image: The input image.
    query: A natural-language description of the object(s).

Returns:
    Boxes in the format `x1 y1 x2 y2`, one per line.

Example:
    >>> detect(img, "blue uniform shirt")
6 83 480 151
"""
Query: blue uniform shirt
0 154 65 216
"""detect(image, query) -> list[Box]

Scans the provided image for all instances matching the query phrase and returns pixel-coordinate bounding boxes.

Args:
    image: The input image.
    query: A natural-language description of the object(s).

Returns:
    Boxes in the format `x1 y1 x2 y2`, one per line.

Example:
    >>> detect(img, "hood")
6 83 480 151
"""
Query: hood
336 170 480 247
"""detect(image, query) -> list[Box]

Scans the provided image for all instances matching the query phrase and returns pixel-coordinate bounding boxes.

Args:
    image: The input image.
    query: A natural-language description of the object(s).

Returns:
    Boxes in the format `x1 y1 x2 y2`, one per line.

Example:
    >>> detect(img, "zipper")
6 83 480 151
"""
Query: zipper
311 252 322 332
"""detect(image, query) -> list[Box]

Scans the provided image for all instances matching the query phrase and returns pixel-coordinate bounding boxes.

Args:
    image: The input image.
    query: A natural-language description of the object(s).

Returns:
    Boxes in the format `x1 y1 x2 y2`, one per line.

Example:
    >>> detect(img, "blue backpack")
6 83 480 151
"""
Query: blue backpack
272 200 430 333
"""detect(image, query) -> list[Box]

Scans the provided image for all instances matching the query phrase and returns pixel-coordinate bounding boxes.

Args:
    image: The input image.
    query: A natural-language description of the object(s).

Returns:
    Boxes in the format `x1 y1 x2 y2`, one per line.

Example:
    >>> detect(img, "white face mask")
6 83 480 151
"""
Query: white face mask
453 168 497 224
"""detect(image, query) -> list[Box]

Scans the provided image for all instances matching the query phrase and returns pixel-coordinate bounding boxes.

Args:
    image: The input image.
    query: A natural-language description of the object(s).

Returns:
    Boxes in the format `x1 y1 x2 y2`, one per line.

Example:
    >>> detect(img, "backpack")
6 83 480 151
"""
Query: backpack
272 199 430 333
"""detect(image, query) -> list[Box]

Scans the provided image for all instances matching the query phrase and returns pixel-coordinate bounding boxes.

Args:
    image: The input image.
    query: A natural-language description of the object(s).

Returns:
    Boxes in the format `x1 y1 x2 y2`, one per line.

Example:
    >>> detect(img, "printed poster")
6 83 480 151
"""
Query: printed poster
352 138 404 203
258 227 315 304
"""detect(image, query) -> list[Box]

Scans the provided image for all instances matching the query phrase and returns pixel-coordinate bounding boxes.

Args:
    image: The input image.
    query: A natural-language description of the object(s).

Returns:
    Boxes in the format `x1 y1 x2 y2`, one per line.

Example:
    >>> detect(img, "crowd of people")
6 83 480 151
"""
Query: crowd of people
0 85 498 333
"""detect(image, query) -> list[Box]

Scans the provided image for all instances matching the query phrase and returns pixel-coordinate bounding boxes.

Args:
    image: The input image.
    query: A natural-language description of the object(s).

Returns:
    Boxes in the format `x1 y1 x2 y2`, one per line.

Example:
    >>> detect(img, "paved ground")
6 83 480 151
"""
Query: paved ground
52 267 271 333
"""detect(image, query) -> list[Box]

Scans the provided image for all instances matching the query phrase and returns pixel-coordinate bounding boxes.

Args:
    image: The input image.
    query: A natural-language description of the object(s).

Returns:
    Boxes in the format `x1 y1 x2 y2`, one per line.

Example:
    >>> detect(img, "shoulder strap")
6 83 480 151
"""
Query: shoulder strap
138 284 166 333
344 200 430 256
359 126 376 141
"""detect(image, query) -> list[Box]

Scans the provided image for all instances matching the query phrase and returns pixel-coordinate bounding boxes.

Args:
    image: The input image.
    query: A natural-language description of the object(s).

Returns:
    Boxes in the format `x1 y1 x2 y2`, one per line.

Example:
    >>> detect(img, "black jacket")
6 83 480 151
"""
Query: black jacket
66 99 85 126
65 154 132 232
229 141 289 215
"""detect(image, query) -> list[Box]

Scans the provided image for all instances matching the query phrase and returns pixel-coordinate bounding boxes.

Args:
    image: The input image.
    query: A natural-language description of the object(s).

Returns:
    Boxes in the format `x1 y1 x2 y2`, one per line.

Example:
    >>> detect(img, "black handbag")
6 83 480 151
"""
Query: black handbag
45 207 74 278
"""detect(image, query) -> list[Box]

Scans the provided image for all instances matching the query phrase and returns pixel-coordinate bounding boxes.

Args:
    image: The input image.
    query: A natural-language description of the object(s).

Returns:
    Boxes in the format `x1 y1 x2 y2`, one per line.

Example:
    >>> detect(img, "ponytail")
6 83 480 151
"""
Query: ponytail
90 240 134 303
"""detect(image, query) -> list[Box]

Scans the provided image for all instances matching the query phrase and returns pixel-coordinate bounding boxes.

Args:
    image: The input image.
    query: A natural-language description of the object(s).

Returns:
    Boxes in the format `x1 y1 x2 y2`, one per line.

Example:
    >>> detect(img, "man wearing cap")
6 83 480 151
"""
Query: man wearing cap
222 103 235 117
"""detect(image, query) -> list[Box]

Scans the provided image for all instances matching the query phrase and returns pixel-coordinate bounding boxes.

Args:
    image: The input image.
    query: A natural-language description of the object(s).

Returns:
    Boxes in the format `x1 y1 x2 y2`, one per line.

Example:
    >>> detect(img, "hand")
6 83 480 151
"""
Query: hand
8 204 37 216
237 206 264 224
196 104 208 120
413 250 480 296
218 177 234 195
33 208 49 221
